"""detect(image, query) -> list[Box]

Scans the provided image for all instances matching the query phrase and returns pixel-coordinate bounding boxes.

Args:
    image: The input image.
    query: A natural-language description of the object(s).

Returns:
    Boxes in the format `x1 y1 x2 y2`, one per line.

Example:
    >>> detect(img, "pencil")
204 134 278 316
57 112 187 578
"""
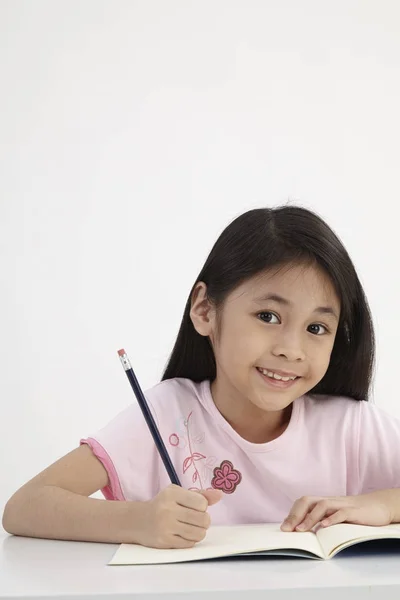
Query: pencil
117 349 181 486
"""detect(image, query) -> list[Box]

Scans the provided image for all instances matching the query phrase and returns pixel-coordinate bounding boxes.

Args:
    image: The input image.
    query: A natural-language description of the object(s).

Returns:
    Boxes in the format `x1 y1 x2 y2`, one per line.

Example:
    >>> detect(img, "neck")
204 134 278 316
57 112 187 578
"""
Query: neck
210 378 292 444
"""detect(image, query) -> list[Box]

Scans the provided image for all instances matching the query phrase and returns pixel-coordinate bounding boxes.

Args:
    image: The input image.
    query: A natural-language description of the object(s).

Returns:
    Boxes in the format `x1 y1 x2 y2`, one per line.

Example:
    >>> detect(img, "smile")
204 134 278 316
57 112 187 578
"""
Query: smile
256 367 300 389
256 367 298 381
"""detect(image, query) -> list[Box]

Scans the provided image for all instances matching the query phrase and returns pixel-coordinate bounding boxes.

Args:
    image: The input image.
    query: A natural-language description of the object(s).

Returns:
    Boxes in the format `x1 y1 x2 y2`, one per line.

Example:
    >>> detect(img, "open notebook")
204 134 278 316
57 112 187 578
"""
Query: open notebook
109 522 400 565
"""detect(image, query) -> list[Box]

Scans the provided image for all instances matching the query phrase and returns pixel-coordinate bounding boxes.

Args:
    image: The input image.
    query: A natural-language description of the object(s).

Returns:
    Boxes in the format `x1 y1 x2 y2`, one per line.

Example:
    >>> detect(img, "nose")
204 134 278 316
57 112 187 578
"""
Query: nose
271 336 306 362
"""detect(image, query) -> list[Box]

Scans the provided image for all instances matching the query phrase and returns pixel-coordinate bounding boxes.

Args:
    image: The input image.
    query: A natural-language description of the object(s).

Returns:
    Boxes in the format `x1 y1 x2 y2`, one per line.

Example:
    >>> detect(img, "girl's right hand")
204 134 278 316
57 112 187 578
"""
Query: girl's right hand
133 484 223 549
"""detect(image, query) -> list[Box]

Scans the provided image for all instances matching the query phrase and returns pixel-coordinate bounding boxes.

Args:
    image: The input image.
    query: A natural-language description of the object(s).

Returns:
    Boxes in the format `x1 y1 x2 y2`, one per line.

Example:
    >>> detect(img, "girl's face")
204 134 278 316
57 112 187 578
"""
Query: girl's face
190 263 340 438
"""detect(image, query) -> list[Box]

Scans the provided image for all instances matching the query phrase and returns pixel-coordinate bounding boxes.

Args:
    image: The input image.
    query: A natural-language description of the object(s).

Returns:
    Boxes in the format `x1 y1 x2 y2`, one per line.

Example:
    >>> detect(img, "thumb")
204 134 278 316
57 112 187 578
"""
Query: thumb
198 488 223 506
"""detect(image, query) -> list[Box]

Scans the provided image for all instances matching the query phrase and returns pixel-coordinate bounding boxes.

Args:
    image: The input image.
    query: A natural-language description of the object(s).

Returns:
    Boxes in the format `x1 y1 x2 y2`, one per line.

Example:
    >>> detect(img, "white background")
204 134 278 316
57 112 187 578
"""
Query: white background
1 0 400 521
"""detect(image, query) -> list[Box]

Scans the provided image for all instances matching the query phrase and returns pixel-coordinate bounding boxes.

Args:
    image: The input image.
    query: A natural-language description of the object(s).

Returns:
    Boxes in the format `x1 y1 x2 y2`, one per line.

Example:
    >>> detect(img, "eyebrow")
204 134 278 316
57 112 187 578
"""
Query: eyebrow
252 293 339 320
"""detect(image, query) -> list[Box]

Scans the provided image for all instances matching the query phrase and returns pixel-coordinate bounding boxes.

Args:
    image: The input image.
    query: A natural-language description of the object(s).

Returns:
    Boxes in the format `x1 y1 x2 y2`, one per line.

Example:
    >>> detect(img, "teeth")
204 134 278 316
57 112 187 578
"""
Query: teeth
258 368 297 381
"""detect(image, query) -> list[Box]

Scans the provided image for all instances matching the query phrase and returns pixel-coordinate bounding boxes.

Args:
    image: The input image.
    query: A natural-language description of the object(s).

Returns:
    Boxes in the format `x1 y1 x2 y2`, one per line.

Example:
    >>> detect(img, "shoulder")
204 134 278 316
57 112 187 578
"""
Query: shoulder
300 393 400 433
90 377 204 440
296 394 400 494
300 392 361 419
144 377 205 415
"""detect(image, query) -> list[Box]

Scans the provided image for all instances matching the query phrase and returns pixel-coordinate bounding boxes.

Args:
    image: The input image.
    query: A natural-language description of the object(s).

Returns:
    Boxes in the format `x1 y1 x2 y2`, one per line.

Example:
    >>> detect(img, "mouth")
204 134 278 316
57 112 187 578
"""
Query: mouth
256 367 301 389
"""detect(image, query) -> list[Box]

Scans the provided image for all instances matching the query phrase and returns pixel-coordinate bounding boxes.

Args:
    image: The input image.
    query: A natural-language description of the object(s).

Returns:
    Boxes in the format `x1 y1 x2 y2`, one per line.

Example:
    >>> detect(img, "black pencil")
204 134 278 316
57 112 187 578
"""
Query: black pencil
117 349 181 486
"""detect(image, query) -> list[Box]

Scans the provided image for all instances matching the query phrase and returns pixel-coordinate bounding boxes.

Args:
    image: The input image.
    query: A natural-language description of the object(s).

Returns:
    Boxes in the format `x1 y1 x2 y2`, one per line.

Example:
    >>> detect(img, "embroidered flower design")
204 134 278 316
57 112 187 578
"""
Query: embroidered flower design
168 412 210 488
169 433 179 447
168 431 187 449
211 460 242 494
183 452 206 475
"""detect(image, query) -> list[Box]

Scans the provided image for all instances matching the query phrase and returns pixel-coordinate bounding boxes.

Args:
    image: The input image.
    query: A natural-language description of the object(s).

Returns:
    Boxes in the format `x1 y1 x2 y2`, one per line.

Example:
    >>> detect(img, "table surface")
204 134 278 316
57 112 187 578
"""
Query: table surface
2 532 400 600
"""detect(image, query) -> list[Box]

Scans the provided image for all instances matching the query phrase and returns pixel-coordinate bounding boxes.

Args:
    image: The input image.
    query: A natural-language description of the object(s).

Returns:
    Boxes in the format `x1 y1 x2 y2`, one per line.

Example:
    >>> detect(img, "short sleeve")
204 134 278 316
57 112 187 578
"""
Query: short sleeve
81 401 161 502
358 401 400 493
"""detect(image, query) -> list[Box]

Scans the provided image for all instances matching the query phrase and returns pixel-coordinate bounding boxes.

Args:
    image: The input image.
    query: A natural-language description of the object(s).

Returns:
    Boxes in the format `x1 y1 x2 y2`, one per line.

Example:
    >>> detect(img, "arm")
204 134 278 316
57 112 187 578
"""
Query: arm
2 444 146 543
281 401 400 532
280 488 400 532
2 444 221 547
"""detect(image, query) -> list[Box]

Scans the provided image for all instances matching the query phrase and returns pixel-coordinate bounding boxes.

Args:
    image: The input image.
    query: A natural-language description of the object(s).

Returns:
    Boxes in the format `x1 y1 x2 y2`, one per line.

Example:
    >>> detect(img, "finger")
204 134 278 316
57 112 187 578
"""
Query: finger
177 506 211 529
174 488 209 512
321 508 354 528
296 500 340 531
176 521 208 543
200 489 223 506
281 497 321 531
170 535 197 549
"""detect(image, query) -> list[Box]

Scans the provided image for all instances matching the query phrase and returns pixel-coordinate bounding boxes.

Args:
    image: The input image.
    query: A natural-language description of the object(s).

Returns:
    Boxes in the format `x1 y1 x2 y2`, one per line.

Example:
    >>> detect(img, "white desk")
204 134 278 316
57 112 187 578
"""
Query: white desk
1 532 400 600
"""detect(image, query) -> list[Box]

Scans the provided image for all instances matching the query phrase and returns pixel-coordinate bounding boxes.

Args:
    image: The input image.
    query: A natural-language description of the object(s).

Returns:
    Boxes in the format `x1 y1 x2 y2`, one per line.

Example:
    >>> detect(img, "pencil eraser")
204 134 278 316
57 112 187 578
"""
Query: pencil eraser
117 349 126 356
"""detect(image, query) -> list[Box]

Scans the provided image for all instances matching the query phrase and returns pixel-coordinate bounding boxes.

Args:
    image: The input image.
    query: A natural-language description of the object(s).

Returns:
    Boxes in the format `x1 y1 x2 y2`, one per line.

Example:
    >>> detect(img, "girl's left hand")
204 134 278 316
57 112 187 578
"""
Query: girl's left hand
281 491 393 532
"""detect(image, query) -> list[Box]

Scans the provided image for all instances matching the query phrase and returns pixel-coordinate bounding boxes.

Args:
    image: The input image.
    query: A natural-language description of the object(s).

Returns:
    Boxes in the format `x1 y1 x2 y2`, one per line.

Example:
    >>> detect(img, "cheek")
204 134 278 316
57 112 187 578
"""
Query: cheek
309 343 333 373
234 339 268 372
219 328 259 366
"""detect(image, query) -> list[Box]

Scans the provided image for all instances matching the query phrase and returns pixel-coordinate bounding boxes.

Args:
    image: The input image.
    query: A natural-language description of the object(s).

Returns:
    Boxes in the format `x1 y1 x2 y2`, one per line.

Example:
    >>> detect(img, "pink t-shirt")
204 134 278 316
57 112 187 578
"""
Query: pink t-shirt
81 377 400 525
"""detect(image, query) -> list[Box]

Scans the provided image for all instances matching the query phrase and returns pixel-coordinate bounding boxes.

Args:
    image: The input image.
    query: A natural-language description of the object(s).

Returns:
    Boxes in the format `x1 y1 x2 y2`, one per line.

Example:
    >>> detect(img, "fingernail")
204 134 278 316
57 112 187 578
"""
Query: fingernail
296 524 306 531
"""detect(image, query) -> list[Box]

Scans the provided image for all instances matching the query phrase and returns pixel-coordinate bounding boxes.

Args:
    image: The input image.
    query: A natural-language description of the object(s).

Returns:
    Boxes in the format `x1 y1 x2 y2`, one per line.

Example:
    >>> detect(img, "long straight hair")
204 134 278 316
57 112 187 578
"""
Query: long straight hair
161 205 375 401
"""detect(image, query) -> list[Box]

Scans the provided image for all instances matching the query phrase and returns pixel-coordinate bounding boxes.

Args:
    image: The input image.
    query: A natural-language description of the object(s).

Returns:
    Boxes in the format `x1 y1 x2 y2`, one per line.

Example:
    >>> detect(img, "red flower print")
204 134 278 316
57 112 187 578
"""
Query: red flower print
211 460 242 494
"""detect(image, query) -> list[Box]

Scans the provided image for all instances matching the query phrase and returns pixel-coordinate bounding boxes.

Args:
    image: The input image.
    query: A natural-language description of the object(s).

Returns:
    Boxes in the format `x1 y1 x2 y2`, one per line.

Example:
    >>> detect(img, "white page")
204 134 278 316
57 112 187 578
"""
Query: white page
316 523 400 558
109 523 324 565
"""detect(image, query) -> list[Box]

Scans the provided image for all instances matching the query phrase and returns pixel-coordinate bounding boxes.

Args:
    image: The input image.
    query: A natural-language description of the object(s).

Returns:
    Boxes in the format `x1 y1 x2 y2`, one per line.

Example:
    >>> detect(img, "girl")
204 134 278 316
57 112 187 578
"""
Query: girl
3 205 400 549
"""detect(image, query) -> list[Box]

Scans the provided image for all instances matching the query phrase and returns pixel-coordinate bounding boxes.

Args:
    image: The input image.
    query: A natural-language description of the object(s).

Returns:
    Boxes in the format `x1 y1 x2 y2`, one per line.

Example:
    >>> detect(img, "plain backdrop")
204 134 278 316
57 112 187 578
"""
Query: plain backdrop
1 0 400 521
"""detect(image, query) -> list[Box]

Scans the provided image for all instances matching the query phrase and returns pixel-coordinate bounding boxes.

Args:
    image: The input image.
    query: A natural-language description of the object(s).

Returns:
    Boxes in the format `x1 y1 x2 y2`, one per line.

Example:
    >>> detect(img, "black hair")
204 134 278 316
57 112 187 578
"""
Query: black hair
161 205 375 401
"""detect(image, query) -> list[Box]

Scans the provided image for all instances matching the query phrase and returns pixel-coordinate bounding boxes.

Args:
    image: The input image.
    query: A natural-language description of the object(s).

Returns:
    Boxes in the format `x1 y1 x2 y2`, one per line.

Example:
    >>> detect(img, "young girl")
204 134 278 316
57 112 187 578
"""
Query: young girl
3 205 400 549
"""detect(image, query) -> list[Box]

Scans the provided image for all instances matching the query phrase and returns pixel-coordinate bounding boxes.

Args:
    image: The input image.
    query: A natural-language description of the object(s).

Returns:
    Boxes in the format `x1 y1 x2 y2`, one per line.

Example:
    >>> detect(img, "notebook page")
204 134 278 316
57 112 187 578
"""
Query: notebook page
109 523 324 565
316 523 400 558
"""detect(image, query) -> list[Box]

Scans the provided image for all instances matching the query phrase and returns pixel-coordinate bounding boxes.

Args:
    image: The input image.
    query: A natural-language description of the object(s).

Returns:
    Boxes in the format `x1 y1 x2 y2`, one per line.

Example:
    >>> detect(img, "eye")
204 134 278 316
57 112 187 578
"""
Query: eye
257 313 329 335
308 324 329 336
258 312 280 324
